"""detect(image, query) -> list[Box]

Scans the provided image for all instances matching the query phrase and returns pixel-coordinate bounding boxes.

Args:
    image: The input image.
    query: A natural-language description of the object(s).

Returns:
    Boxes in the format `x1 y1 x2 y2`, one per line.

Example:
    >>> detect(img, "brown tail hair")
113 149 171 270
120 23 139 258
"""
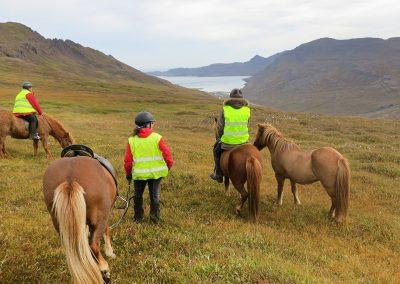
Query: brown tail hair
335 158 350 222
246 156 262 221
52 181 102 284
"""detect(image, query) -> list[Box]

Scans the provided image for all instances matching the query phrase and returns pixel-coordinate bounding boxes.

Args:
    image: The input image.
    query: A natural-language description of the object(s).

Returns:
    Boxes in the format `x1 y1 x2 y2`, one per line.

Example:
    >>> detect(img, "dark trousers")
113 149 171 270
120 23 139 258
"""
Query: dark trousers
133 178 162 222
213 141 223 176
20 114 38 136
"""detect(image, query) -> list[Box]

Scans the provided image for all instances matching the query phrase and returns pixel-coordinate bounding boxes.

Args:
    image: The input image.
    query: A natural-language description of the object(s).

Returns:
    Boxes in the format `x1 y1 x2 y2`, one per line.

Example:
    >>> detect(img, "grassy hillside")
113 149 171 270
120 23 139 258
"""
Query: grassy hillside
0 78 399 282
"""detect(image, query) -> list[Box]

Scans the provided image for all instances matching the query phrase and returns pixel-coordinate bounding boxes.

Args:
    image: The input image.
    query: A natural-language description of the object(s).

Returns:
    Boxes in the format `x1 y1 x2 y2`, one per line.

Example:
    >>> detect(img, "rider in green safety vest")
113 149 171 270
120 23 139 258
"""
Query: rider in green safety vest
12 81 44 140
124 111 174 223
210 89 251 183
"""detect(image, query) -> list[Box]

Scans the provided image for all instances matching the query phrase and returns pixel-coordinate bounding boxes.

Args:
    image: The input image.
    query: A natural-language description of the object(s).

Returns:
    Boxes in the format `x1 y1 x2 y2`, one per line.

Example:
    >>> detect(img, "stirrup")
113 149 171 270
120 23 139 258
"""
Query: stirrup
210 173 223 183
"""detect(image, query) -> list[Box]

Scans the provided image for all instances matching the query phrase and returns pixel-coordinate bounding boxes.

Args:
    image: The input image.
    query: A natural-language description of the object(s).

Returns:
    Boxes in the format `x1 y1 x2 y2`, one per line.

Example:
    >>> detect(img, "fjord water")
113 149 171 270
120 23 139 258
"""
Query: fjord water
158 76 249 92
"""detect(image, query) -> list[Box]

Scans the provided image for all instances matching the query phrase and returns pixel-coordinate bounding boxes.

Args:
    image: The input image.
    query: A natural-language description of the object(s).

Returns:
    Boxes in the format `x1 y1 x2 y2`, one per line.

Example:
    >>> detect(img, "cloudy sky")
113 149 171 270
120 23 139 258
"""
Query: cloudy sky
1 0 399 71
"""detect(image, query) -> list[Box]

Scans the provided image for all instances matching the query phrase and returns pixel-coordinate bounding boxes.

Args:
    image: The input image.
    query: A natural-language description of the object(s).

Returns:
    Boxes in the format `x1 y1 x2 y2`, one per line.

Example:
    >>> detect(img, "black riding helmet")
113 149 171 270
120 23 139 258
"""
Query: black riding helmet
135 111 155 127
22 81 33 89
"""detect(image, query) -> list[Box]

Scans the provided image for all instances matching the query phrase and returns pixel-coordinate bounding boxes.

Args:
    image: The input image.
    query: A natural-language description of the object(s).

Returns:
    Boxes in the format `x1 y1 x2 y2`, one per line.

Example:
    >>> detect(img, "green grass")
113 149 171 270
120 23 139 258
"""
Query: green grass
0 81 399 283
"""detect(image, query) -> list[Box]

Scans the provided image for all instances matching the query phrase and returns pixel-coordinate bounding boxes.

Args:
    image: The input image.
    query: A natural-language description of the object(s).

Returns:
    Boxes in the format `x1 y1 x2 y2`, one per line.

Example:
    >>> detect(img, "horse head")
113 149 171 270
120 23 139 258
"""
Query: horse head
254 123 270 150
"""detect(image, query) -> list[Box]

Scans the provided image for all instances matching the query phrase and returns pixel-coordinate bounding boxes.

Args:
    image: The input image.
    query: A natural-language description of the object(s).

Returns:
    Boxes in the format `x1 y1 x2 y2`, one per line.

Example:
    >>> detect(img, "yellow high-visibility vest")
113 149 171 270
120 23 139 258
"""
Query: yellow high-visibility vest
221 105 250 145
128 132 168 180
13 89 36 114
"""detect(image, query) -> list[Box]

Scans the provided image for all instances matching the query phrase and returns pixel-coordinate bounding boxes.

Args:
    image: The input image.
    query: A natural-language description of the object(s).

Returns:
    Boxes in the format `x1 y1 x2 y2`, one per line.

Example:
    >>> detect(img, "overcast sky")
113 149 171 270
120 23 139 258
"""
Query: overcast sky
1 0 399 71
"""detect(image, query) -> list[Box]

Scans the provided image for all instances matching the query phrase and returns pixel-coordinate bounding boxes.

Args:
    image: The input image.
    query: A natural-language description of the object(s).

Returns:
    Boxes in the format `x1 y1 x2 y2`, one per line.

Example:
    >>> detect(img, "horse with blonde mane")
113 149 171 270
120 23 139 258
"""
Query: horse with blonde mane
0 110 73 157
43 156 117 283
254 123 350 223
213 118 263 221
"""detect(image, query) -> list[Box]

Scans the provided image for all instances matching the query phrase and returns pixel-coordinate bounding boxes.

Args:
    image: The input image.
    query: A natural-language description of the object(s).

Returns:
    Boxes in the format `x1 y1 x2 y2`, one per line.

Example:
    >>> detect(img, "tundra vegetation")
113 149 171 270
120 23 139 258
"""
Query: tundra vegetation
0 79 399 283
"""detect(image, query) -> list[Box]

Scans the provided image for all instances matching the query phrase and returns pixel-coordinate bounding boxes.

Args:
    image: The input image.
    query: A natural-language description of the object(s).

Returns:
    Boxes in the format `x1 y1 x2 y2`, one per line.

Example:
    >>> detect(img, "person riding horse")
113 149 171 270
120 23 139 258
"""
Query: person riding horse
210 88 251 183
12 81 43 140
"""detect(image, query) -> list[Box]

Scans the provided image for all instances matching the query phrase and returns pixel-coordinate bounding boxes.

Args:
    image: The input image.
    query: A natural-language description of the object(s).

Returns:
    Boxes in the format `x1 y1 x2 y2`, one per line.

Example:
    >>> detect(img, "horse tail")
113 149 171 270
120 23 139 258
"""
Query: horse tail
335 157 350 222
246 156 262 221
52 181 102 284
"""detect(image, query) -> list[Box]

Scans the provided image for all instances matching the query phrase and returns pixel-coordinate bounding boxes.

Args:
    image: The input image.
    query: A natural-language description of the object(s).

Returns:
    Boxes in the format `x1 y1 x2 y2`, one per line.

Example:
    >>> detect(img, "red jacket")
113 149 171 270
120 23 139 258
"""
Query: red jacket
124 128 174 176
14 91 43 116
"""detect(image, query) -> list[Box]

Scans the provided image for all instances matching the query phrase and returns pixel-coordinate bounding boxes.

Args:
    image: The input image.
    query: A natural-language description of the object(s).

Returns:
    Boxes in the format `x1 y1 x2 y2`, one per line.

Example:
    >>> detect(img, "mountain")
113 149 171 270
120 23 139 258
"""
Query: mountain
149 53 284 77
0 22 170 89
243 37 400 119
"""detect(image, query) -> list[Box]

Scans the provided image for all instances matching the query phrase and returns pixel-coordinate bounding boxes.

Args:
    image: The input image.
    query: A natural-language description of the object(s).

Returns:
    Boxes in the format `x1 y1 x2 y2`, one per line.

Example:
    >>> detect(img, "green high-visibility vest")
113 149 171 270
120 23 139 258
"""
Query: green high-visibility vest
221 105 250 145
13 89 36 114
128 132 169 180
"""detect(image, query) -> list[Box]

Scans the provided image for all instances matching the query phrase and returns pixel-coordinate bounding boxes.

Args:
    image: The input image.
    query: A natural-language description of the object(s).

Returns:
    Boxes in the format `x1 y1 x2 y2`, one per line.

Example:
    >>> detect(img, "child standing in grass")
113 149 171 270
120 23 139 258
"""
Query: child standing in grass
124 111 173 223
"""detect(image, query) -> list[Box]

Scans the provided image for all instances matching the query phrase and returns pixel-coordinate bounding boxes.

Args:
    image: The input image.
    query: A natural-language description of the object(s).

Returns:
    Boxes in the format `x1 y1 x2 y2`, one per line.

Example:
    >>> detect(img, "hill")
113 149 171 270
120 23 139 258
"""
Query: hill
243 37 400 119
0 22 171 90
149 53 284 77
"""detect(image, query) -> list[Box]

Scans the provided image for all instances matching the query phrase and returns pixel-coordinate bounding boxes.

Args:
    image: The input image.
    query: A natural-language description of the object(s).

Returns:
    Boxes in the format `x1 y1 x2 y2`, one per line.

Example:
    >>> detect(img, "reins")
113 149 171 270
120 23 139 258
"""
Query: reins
110 182 134 230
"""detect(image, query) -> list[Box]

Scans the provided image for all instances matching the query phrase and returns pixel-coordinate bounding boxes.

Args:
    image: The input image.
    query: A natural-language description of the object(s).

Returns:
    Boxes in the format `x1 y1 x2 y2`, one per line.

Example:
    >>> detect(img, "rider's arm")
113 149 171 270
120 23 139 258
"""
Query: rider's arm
159 138 173 169
124 143 133 175
26 92 43 115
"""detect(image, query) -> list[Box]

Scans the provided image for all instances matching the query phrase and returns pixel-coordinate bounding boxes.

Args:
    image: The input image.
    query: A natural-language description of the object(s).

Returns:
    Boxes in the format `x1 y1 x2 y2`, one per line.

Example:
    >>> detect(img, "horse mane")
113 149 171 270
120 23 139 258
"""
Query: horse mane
259 123 299 154
43 114 73 141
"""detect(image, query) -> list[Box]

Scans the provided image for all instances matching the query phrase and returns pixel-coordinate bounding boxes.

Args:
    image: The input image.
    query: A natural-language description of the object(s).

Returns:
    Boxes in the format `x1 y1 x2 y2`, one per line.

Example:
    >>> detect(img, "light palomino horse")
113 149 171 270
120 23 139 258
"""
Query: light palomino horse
214 118 263 221
254 123 350 223
43 156 117 283
0 110 74 157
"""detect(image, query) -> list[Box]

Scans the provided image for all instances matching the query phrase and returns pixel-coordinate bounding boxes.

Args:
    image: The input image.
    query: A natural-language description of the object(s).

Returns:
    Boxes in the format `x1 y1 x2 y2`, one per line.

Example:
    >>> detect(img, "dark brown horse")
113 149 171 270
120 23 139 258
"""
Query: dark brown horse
254 123 350 223
43 156 117 283
214 118 263 221
0 110 74 157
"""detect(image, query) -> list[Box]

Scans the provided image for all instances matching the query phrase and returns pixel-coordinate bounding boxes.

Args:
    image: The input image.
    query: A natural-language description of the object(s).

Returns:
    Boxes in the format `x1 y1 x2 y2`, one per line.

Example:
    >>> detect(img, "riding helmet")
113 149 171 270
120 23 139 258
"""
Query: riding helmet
230 88 243 98
22 81 33 89
135 111 155 126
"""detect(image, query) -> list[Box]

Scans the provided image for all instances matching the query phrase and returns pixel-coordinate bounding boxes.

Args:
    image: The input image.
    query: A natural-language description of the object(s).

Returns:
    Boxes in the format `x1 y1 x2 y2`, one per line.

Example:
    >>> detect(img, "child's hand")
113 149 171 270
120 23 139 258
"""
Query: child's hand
126 174 132 182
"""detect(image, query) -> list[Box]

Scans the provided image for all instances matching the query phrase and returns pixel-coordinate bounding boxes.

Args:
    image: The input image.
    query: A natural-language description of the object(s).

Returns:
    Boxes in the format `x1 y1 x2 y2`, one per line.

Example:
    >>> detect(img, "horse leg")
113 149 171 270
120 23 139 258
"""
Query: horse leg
89 223 111 283
224 176 230 195
234 183 248 216
103 226 116 259
33 139 39 157
41 135 51 158
290 180 301 205
0 136 7 158
329 196 336 219
276 174 285 206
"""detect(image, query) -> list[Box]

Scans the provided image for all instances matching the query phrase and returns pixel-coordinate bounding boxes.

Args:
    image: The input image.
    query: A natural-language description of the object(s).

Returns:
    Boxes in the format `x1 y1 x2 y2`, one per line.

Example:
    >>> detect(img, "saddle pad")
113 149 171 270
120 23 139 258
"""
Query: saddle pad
61 144 117 186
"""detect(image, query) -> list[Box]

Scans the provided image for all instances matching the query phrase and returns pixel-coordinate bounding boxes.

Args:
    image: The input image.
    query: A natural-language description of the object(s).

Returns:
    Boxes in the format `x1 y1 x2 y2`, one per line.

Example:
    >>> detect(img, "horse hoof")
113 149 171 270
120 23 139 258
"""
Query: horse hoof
106 251 116 259
101 270 111 283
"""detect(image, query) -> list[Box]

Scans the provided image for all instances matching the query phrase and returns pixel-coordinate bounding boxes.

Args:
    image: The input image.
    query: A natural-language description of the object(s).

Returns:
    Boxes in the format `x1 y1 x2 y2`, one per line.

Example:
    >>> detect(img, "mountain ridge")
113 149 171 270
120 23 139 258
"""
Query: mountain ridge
243 37 400 119
149 52 285 77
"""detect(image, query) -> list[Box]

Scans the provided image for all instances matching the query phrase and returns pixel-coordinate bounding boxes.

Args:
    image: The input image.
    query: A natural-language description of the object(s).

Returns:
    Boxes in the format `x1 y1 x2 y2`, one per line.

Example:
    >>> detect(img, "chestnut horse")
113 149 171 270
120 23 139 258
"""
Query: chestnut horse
213 118 263 221
254 123 350 223
0 110 73 157
43 156 117 283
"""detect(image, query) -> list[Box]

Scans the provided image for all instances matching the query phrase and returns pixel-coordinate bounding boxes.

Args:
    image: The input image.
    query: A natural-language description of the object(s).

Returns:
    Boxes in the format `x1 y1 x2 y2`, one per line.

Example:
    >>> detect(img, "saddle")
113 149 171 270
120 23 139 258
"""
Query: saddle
61 144 117 186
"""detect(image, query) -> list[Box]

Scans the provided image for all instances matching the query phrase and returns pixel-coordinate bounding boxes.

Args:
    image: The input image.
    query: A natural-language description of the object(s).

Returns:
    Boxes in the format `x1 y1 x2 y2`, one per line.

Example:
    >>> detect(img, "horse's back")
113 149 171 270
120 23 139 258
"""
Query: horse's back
43 157 116 212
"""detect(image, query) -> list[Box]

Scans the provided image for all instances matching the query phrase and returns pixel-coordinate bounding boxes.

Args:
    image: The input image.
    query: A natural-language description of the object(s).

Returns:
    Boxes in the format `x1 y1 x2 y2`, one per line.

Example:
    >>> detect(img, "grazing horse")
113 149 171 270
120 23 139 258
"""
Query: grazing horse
213 118 263 221
0 110 73 157
254 123 350 223
43 156 117 283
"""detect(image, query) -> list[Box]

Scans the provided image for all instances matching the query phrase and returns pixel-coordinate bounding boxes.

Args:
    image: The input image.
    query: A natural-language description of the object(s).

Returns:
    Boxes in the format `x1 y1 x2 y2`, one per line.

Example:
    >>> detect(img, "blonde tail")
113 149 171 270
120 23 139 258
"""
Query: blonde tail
335 158 350 223
52 181 102 284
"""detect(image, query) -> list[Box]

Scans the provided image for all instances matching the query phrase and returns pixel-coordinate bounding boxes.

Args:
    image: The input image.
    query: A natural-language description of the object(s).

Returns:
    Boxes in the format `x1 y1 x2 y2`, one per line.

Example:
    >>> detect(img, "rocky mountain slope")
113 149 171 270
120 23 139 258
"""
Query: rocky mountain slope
243 37 400 119
0 22 169 88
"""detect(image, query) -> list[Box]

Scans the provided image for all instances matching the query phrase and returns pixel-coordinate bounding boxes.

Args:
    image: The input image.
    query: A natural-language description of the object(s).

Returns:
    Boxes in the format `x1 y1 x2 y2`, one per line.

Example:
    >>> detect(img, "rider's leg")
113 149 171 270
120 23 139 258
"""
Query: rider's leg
133 180 146 222
148 178 162 223
210 141 223 183
21 114 39 140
